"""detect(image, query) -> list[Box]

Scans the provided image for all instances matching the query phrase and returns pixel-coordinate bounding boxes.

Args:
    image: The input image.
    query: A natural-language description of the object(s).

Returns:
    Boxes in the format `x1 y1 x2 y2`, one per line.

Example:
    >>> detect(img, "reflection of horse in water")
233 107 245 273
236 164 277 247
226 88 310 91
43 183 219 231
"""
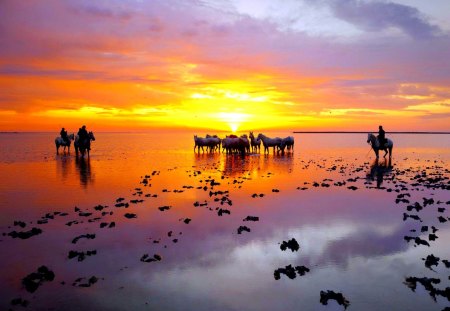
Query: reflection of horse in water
55 134 75 154
75 132 95 157
367 133 393 158
367 158 392 188
75 156 93 186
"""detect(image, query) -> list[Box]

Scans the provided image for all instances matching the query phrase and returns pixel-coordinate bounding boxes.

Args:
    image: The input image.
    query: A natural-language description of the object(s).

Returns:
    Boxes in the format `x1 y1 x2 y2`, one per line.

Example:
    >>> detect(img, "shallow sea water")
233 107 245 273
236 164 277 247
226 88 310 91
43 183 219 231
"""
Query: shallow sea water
0 131 449 310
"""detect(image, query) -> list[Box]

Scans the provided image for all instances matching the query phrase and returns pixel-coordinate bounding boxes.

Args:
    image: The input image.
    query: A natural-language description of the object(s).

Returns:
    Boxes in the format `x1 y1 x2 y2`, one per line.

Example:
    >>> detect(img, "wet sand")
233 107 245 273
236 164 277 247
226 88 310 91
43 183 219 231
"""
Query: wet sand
0 132 449 310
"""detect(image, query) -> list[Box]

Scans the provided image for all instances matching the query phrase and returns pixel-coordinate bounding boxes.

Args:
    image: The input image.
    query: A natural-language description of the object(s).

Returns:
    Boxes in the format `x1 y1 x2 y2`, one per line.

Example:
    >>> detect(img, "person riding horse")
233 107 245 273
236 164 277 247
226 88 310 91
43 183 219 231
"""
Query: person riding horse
78 125 89 149
60 127 69 144
377 125 386 148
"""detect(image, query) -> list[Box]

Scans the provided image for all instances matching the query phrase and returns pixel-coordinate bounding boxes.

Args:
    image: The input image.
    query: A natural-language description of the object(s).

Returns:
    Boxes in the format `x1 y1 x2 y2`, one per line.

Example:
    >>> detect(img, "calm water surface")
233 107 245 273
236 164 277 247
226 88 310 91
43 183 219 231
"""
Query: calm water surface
0 132 449 310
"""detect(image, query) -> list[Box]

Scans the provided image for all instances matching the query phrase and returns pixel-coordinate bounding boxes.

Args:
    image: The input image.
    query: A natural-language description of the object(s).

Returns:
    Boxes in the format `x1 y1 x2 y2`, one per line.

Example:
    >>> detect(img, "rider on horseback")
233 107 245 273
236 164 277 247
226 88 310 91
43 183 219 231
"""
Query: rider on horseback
60 127 69 144
78 125 89 148
377 125 386 148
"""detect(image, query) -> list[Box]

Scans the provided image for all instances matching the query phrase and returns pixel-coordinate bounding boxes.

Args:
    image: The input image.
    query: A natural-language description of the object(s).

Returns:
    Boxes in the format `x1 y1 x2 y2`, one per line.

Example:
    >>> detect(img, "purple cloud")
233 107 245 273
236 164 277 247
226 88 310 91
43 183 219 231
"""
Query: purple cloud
327 0 442 39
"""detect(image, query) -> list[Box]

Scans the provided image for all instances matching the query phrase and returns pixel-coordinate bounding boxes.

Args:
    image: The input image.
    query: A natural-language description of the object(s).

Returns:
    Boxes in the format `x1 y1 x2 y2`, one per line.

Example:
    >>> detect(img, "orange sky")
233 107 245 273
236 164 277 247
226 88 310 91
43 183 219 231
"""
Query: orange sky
1 0 450 132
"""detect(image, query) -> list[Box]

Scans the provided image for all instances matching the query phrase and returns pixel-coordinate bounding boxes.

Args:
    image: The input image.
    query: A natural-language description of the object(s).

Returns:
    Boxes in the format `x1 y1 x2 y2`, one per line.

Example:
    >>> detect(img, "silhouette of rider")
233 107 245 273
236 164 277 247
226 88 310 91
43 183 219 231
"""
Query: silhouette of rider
78 125 88 146
60 127 69 144
377 125 386 148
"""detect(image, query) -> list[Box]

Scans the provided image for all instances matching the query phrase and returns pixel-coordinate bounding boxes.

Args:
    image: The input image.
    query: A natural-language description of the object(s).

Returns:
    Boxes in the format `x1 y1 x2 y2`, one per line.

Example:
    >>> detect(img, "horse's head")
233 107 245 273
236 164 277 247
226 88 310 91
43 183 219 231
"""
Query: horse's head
257 133 263 139
367 133 373 144
89 131 95 141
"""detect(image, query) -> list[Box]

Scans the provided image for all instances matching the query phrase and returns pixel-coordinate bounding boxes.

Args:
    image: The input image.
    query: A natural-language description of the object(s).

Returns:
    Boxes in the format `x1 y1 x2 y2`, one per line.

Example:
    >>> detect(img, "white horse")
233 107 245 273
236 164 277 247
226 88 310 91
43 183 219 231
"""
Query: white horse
367 133 393 158
55 133 75 154
206 134 221 152
249 131 261 153
194 135 215 153
280 136 294 153
75 132 95 157
222 135 247 155
257 133 282 154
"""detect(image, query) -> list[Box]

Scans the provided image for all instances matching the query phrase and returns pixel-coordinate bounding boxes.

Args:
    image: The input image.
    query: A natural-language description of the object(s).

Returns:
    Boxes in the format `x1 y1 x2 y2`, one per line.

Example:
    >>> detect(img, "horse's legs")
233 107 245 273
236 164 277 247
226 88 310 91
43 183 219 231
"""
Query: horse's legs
56 143 59 154
389 146 393 158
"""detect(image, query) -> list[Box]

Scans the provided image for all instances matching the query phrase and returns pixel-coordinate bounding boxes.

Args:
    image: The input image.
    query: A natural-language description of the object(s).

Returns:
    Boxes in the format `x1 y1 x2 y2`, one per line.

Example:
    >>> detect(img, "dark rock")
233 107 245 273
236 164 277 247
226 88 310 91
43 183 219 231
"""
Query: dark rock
8 227 42 239
124 213 137 219
243 216 259 222
94 205 106 211
423 254 440 270
68 250 97 261
429 233 438 241
347 186 358 190
13 221 26 228
183 218 191 224
158 206 171 211
237 225 251 234
22 266 55 293
407 202 423 212
78 212 92 217
320 290 350 309
218 208 231 216
72 234 95 244
443 259 450 268
415 237 430 247
280 238 300 252
140 254 162 263
72 276 100 287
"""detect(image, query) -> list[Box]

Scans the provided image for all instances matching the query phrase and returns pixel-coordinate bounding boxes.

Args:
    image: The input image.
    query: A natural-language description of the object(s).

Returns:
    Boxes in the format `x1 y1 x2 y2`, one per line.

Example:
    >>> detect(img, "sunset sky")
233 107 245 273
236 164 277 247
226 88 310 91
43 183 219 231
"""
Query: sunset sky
1 0 450 132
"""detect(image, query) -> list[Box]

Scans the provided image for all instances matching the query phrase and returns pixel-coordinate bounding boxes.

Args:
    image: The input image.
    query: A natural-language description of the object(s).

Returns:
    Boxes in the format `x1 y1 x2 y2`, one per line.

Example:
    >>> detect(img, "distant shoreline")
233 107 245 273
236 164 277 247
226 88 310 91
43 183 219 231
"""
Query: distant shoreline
292 131 450 134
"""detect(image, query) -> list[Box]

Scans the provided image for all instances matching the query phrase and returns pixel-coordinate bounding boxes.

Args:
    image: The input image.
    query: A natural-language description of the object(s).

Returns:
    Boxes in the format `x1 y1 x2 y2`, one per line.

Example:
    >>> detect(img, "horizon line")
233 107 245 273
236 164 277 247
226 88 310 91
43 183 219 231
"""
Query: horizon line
292 131 450 134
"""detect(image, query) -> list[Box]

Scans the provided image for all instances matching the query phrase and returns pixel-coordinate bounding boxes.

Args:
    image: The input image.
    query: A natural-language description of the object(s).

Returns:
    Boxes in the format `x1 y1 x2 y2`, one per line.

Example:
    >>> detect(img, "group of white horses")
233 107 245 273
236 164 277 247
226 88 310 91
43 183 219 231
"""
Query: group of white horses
194 132 393 158
194 132 295 155
55 132 96 157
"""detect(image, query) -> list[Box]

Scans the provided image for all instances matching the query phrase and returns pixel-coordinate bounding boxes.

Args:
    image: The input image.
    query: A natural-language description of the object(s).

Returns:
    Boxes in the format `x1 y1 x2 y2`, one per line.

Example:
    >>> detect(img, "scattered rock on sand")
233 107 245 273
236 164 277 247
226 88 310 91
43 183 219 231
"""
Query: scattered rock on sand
237 225 251 234
72 234 95 244
280 238 300 252
273 265 310 280
8 227 42 239
124 213 137 219
140 254 162 263
423 254 440 270
243 216 259 222
319 290 350 309
72 276 100 287
22 266 55 293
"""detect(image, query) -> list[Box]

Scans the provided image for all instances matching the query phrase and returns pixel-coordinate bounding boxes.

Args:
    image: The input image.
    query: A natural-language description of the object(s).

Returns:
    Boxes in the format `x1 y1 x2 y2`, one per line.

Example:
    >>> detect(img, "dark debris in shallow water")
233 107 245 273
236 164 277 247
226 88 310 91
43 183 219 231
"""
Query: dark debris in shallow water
274 264 310 280
22 266 55 293
279 238 300 252
8 227 42 239
319 290 350 309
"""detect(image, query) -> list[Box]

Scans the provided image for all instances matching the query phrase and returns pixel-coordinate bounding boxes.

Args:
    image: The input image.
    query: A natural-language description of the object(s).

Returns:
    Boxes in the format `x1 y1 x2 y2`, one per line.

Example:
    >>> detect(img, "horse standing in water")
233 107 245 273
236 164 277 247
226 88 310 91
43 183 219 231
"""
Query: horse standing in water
257 133 282 154
249 132 261 153
367 133 393 158
279 136 294 153
55 133 75 154
75 131 95 157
